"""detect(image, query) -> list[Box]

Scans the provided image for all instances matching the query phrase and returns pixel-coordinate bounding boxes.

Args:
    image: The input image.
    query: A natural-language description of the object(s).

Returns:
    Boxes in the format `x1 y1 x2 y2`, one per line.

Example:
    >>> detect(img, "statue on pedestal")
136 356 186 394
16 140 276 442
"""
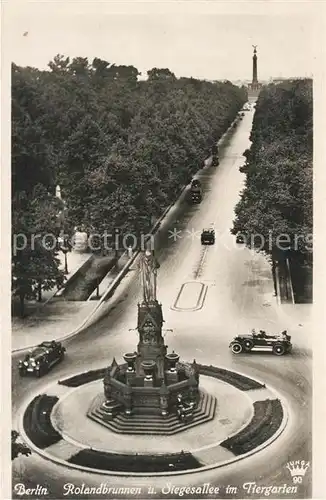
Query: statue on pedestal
140 249 160 303
97 248 201 424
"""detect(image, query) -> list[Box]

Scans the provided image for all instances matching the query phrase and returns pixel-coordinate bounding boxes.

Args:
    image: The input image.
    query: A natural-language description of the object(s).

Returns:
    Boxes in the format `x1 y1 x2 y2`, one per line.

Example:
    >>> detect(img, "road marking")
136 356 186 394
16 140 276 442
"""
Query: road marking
171 282 208 311
193 246 209 279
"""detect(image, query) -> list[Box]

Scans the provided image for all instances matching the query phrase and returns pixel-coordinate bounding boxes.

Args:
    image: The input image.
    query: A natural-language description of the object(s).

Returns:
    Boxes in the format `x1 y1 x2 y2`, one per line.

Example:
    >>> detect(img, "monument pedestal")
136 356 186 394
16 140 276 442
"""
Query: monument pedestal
103 300 200 419
100 251 201 426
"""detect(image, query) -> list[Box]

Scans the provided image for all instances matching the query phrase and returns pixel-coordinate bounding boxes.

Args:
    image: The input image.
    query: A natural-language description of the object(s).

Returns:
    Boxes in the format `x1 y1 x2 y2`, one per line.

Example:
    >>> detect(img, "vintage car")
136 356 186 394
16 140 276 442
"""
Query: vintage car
212 155 220 166
191 179 201 189
187 184 202 204
18 340 66 377
229 330 292 356
201 228 215 245
212 144 219 157
211 144 219 165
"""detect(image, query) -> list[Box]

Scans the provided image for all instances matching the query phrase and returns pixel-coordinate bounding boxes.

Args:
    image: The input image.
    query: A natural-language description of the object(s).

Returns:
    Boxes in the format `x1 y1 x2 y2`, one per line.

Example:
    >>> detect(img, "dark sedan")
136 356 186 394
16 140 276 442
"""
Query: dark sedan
201 229 215 245
18 341 66 377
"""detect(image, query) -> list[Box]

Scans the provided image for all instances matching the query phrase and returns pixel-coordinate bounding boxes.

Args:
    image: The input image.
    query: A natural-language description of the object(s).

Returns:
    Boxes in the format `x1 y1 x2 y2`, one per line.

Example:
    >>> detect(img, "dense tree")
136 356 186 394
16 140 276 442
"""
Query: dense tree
12 185 65 316
68 56 90 77
147 67 176 80
11 431 31 460
48 54 70 74
231 79 312 265
12 56 246 306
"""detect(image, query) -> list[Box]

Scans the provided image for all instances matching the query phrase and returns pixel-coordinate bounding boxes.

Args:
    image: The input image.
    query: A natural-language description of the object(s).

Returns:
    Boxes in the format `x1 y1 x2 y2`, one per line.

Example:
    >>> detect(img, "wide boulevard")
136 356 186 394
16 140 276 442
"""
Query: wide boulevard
12 109 312 499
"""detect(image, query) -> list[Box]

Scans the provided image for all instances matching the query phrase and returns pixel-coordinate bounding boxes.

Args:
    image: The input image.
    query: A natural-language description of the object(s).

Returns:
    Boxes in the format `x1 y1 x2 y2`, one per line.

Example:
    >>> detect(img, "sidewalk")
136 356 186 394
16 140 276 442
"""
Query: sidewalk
11 300 96 352
12 250 91 318
277 303 313 351
11 249 132 352
11 250 92 352
278 303 313 329
58 250 91 279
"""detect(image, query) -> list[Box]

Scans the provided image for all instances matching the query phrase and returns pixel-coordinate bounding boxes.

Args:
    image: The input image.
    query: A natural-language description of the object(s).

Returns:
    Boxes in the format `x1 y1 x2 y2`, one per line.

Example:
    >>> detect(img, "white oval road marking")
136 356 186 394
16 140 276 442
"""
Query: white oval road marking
171 282 208 311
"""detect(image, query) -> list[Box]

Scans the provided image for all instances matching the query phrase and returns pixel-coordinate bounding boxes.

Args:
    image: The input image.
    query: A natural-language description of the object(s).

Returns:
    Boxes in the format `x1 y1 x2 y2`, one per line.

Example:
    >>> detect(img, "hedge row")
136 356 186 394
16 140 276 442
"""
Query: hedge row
232 80 312 260
220 398 283 455
68 448 201 472
197 364 265 391
58 368 106 387
23 394 62 449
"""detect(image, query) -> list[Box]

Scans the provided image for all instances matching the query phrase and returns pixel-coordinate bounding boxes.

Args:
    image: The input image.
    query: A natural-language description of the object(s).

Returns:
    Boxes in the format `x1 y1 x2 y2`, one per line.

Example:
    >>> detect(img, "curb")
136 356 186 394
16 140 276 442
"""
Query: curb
11 115 240 354
18 365 289 478
47 378 253 455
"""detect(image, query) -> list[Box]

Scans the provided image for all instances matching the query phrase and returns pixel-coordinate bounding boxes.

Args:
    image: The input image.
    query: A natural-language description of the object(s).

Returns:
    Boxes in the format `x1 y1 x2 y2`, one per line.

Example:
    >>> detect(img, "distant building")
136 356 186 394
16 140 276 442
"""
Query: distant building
270 76 311 84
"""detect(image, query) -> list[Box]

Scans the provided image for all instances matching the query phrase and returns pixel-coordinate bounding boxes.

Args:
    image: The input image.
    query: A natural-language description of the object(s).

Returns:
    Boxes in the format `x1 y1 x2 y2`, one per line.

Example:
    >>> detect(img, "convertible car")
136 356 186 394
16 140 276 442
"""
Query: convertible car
229 330 292 356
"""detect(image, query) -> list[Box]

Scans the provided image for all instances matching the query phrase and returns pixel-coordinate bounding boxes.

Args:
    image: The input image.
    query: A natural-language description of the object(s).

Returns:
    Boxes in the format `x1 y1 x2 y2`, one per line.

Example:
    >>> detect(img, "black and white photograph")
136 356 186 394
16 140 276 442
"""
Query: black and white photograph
3 0 324 499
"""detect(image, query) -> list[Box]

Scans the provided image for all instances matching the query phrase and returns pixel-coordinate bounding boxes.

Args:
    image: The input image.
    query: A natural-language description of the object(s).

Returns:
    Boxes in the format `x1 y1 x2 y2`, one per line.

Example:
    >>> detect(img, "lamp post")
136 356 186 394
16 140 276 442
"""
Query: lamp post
55 183 71 274
63 246 68 274
58 236 71 274
114 227 121 260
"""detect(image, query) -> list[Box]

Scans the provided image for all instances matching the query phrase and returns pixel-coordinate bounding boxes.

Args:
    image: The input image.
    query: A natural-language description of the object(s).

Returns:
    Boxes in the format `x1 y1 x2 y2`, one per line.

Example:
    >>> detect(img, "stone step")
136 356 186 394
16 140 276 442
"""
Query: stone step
117 392 210 419
95 407 211 428
96 392 210 426
88 393 217 435
93 406 217 435
101 391 210 419
90 412 214 435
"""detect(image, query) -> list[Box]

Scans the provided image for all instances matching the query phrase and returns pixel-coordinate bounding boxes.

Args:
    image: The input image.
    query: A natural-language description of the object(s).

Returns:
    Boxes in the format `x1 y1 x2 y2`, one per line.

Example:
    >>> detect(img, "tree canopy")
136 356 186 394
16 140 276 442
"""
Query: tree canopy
231 79 313 261
11 431 31 460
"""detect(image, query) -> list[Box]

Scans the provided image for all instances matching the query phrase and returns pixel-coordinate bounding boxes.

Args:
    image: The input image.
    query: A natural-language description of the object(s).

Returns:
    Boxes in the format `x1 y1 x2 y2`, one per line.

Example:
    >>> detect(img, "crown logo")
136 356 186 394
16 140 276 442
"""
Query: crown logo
286 460 310 484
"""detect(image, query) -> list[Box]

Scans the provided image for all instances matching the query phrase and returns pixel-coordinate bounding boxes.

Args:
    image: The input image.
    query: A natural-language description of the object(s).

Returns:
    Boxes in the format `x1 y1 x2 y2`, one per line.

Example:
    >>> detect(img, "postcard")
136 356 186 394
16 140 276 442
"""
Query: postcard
3 1 324 499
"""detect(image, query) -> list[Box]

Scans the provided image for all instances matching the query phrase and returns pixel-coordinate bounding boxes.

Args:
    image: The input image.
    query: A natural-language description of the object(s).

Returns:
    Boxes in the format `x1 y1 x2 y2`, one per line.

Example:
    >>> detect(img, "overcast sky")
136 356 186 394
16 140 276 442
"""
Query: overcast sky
5 1 319 81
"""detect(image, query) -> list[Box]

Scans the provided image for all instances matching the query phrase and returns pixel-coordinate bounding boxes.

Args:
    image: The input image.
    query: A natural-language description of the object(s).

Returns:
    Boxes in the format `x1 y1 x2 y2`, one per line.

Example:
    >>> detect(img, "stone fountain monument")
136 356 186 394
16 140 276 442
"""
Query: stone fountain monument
88 250 216 434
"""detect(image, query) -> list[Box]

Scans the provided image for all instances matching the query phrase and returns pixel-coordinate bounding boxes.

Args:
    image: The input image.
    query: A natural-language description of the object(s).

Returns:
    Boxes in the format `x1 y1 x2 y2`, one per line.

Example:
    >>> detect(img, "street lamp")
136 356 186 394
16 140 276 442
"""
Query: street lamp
114 227 121 259
57 236 71 274
95 260 101 299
